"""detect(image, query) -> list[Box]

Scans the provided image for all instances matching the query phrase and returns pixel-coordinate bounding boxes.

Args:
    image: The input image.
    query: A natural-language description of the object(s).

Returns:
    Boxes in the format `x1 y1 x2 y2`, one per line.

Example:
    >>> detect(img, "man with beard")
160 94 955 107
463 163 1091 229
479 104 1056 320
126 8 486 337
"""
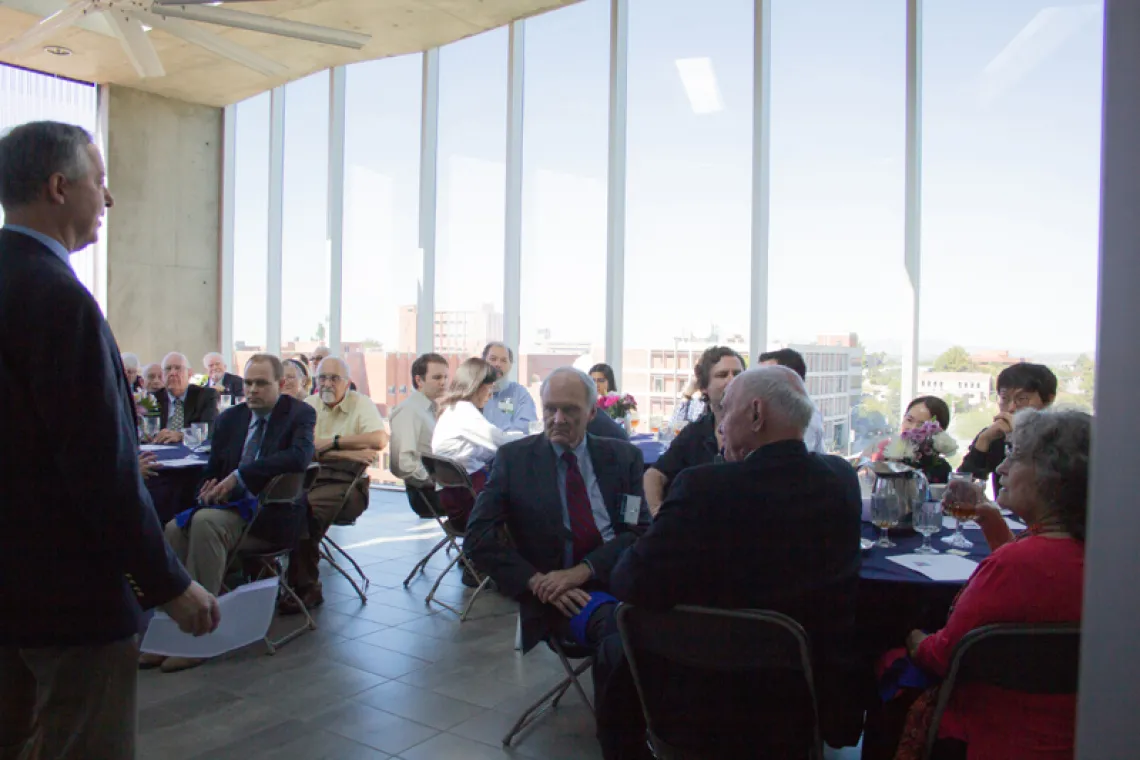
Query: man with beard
481 342 538 435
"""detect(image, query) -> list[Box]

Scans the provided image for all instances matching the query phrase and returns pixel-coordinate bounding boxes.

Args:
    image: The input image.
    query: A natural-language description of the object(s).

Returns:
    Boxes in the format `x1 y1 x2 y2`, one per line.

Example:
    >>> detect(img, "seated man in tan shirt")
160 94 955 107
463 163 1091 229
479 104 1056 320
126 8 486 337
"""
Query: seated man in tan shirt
281 357 388 613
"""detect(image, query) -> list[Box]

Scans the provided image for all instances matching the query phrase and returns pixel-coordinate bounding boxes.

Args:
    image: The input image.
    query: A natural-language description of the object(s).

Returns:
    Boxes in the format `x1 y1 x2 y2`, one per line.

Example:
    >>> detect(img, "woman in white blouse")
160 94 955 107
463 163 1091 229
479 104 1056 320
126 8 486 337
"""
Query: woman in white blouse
431 358 523 529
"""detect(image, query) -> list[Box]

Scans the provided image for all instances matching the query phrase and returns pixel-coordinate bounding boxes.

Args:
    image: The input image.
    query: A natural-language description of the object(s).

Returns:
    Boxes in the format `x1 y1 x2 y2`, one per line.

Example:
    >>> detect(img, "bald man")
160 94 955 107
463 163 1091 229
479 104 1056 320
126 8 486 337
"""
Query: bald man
606 366 863 755
283 357 389 613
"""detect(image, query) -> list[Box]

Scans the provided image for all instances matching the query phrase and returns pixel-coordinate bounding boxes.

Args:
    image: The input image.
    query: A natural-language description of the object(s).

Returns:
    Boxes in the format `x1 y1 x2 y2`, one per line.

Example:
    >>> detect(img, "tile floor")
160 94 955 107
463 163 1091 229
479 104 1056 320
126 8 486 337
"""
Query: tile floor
138 489 862 759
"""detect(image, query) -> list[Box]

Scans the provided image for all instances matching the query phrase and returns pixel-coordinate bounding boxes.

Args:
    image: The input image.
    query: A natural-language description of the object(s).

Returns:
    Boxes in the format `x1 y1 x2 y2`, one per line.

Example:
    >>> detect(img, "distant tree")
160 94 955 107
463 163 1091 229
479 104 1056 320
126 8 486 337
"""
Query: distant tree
314 322 327 342
933 346 976 373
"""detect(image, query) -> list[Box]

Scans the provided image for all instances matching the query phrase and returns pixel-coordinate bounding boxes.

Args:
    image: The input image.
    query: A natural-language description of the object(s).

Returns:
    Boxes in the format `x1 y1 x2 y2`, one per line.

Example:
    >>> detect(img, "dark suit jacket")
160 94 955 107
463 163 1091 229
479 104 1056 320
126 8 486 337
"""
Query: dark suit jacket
0 229 190 647
212 371 244 399
610 439 864 748
466 434 648 652
200 394 316 545
587 411 629 441
158 384 219 430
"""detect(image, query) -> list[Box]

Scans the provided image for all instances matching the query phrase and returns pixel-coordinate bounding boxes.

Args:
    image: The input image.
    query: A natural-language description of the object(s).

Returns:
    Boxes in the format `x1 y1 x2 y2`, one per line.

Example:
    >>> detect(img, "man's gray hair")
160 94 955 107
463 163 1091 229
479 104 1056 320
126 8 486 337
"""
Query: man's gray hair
540 366 598 409
121 352 139 371
737 366 815 433
1011 407 1092 540
0 121 93 210
162 352 189 370
203 352 224 367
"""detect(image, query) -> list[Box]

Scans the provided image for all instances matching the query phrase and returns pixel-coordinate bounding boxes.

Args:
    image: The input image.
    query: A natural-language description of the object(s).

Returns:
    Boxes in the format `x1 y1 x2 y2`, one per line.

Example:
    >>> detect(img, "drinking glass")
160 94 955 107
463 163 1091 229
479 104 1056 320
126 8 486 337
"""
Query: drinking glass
142 416 160 442
870 492 902 548
182 428 200 449
191 422 210 446
629 414 640 432
913 500 943 554
941 473 980 549
219 394 232 410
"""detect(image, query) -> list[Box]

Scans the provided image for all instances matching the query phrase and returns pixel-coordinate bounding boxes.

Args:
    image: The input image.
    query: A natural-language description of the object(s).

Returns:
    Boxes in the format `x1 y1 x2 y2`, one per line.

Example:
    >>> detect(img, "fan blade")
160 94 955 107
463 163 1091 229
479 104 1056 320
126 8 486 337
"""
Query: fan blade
105 9 164 78
0 0 95 56
131 9 288 78
149 4 369 49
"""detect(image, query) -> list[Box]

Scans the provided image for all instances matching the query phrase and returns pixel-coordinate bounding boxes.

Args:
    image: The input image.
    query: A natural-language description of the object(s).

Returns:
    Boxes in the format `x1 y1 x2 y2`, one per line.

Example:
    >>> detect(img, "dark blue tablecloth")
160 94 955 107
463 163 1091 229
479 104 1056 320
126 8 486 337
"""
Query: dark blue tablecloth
143 444 208 524
630 434 666 466
859 521 996 584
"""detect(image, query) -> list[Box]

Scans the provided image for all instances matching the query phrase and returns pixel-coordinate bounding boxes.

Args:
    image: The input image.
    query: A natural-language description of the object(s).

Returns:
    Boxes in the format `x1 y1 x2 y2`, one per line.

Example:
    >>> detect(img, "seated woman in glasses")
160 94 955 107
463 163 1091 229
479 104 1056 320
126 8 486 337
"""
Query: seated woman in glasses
431 358 524 531
282 358 312 401
886 408 1089 760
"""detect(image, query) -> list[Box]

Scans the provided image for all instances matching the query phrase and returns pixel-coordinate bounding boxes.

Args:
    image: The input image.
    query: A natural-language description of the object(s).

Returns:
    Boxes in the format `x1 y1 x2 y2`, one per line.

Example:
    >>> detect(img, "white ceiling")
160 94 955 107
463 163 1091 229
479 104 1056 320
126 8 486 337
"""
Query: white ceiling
0 0 576 107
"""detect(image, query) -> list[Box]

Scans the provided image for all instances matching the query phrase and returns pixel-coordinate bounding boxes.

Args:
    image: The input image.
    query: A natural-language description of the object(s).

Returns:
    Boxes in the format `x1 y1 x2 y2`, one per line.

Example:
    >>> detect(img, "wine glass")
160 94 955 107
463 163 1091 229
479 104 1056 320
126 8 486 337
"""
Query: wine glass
870 492 902 548
913 500 943 554
941 473 980 549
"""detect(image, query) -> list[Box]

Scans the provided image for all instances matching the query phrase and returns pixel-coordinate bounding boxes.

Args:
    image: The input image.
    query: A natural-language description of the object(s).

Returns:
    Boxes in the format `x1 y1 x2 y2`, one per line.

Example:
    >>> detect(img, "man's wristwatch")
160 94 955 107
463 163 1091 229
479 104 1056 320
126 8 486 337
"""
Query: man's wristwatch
333 435 341 451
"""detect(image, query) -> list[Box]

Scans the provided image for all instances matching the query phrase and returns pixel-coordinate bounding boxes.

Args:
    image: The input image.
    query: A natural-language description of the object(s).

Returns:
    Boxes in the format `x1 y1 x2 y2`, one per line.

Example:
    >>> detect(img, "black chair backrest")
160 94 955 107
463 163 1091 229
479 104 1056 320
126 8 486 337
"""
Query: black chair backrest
260 470 308 505
617 604 822 759
925 623 1081 759
422 453 475 492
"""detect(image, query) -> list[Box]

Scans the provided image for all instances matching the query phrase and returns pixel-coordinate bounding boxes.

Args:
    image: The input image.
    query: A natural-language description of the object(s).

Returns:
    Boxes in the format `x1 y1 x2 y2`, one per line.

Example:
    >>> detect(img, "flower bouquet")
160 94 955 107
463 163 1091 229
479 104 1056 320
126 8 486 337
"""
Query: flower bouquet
134 387 159 419
190 373 209 387
877 421 958 484
597 392 637 421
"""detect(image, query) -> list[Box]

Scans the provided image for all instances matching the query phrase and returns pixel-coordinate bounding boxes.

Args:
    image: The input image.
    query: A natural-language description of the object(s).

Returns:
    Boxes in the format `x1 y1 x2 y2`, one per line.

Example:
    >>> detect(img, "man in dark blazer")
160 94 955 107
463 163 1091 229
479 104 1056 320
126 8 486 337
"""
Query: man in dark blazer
605 366 863 758
204 351 245 399
587 408 629 441
153 350 219 443
466 367 648 655
151 354 316 673
0 121 218 759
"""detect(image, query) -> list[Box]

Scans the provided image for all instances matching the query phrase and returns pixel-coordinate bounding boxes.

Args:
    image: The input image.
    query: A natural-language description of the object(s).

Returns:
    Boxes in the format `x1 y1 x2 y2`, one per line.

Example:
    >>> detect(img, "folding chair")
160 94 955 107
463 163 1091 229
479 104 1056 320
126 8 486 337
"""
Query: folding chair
317 460 374 603
923 622 1081 760
617 604 824 760
400 453 491 620
502 635 595 747
220 464 320 655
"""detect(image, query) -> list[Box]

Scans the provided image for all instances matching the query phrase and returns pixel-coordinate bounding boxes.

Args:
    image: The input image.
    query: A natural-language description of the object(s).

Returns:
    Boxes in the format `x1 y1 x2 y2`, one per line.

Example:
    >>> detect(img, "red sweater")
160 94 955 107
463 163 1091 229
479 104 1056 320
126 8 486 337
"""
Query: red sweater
915 535 1084 760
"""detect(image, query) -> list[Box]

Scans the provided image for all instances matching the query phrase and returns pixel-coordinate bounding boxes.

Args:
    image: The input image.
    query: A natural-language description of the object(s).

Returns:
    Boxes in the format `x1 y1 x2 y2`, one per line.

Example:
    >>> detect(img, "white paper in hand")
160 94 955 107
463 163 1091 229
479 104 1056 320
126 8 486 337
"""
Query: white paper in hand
140 578 278 658
886 553 979 582
139 444 176 452
158 457 207 469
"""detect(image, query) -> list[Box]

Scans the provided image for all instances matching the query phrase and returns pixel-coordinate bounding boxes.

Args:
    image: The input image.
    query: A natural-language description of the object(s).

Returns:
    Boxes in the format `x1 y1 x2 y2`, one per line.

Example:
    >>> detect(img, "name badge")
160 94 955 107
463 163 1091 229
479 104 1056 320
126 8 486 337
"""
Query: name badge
623 494 641 525
499 399 515 414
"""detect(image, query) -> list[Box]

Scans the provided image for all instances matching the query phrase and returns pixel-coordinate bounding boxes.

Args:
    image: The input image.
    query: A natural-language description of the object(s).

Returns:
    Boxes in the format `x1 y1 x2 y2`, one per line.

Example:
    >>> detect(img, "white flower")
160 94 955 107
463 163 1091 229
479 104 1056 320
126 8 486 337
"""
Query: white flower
190 373 209 387
932 431 958 456
883 437 914 461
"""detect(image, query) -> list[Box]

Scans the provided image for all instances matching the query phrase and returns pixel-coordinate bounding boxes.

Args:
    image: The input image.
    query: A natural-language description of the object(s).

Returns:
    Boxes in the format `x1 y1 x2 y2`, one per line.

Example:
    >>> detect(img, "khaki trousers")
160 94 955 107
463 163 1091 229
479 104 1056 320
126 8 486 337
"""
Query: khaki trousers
0 637 139 760
165 509 270 595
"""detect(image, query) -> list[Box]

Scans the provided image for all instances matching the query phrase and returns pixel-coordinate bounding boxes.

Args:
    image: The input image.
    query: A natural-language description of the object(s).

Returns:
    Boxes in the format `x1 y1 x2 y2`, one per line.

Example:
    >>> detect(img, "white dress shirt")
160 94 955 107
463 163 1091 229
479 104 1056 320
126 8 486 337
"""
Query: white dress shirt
432 401 523 474
805 404 827 454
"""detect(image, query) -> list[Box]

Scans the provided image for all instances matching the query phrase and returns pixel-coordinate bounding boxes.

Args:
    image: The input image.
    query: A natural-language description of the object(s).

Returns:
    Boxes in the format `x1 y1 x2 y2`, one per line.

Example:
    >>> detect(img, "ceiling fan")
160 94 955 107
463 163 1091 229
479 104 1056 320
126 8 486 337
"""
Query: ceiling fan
0 0 371 79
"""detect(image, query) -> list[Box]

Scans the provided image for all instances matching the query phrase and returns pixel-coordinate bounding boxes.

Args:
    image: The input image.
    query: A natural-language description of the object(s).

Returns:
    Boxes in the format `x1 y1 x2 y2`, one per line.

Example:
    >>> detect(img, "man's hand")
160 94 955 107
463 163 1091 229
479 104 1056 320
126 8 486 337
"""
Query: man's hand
976 412 1014 451
197 478 218 503
154 429 184 445
530 564 591 604
201 472 240 505
138 453 159 479
681 374 700 400
551 588 592 618
162 581 221 636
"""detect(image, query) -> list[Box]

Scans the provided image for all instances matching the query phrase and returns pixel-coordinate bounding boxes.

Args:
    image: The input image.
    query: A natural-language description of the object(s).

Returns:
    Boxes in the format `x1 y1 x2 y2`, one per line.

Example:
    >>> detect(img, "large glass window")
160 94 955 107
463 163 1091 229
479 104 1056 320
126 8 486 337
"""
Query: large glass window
280 72 330 357
921 1 1101 456
231 92 271 363
342 54 423 417
769 0 905 453
519 0 610 402
434 28 508 359
623 0 753 431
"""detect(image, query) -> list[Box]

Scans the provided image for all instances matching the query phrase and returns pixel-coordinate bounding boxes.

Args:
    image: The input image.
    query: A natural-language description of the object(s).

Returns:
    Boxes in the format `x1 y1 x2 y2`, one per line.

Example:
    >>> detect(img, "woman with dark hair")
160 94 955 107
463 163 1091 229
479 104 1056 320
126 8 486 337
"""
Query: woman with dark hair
870 396 956 483
588 363 617 395
431 358 524 530
884 409 1090 760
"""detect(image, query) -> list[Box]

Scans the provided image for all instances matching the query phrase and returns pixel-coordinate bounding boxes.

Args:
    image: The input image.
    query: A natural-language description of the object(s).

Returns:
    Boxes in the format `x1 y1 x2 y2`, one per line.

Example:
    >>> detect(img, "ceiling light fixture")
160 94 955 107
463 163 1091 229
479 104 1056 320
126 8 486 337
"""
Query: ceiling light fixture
44 45 72 56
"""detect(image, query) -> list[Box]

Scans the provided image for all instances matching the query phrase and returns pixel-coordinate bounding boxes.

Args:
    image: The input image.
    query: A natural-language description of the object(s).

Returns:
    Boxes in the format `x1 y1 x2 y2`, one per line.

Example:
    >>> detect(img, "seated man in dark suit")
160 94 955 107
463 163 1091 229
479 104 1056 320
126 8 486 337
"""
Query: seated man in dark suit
204 351 245 399
587 407 629 441
153 351 218 444
606 365 863 758
466 367 648 659
149 353 316 673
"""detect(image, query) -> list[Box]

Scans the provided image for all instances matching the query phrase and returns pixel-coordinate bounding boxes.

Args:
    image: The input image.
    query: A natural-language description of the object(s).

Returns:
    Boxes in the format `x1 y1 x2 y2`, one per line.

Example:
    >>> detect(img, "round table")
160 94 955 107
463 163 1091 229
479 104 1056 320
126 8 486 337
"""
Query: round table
629 433 666 466
143 444 208 524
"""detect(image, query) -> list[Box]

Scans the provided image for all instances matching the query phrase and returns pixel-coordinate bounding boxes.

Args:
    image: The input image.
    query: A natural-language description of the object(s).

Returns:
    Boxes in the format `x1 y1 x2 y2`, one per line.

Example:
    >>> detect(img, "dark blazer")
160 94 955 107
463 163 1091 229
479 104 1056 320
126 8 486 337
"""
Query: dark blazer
466 433 648 652
958 428 1005 494
158 384 219 430
610 440 864 747
587 411 629 441
212 371 244 399
0 229 190 647
200 395 316 545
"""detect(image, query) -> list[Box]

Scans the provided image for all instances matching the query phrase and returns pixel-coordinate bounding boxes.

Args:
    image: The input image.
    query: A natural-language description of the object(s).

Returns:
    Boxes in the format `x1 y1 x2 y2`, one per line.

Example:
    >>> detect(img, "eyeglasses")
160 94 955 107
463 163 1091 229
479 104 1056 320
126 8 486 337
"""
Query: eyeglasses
317 374 345 384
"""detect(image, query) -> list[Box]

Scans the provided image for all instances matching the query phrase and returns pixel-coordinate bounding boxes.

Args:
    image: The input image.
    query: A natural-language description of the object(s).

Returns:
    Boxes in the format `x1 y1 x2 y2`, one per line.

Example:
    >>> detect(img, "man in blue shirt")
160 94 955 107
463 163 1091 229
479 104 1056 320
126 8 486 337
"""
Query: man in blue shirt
481 342 538 434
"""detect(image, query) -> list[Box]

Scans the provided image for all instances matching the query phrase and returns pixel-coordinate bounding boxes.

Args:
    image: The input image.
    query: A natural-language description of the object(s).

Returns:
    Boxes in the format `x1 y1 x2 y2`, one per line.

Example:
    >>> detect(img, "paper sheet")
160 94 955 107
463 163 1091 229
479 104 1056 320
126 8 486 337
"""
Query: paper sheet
886 553 979 582
139 444 176 452
942 516 1026 531
158 457 207 469
140 578 279 658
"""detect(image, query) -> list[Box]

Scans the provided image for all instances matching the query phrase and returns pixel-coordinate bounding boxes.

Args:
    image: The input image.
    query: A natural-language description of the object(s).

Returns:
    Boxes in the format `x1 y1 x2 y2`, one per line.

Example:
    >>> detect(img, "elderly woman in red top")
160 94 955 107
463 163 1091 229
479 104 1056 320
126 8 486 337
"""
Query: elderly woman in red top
895 408 1090 760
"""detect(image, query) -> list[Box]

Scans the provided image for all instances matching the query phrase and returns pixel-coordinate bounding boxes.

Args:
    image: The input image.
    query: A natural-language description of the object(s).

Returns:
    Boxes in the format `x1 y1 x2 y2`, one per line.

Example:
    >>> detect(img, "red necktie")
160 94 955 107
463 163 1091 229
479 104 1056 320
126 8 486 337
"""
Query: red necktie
562 451 603 564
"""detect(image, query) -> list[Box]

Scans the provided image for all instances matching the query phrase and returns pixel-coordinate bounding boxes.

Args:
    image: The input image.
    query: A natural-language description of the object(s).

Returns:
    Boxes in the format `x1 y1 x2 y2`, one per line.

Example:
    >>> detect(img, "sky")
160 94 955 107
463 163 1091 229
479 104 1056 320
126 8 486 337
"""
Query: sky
230 0 1104 359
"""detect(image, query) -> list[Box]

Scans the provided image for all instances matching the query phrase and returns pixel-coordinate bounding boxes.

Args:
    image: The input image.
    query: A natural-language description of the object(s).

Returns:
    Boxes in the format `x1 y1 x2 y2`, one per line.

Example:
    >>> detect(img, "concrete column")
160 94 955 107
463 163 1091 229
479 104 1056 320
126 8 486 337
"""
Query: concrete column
104 86 223 370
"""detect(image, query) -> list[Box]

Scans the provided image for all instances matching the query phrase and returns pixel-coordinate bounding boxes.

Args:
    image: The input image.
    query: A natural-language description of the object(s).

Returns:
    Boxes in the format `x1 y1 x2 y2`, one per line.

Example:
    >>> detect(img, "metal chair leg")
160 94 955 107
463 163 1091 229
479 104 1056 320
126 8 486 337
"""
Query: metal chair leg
261 559 317 655
553 646 594 713
324 536 372 589
320 547 369 603
403 536 451 587
502 675 576 747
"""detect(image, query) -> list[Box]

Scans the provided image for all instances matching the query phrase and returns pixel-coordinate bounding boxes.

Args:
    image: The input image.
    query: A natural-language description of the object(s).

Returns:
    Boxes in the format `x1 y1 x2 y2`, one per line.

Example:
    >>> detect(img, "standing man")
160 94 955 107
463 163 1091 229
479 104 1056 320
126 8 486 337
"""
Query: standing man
389 353 449 518
643 345 745 515
203 351 245 399
0 121 219 759
153 351 219 443
481 342 538 434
